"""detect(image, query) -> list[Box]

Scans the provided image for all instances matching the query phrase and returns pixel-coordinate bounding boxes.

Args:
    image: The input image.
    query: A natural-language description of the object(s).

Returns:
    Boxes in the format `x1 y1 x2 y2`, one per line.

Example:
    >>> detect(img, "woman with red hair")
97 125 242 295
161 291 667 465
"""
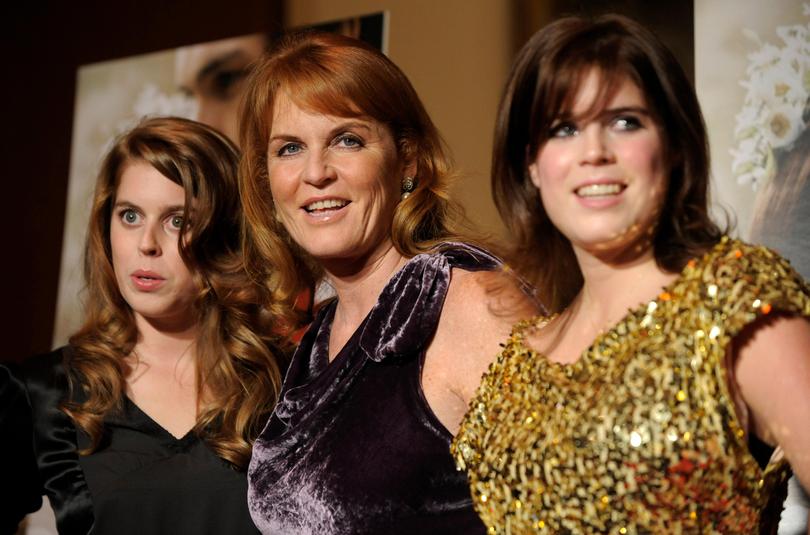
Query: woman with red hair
239 31 536 534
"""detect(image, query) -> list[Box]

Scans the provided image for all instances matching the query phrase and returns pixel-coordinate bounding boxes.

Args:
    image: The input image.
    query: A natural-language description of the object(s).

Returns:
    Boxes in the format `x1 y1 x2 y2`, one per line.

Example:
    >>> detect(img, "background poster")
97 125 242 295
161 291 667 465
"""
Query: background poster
697 0 809 275
52 13 385 347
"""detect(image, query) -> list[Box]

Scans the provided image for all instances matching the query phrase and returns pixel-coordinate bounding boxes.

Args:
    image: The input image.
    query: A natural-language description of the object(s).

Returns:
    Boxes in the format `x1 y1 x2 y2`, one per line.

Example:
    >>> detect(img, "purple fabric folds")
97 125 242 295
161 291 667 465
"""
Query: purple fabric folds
248 243 497 535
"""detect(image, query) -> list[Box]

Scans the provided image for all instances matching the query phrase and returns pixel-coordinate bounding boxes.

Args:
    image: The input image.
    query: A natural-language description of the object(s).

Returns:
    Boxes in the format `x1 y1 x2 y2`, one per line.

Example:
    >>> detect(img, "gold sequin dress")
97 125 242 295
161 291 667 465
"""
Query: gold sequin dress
452 238 810 534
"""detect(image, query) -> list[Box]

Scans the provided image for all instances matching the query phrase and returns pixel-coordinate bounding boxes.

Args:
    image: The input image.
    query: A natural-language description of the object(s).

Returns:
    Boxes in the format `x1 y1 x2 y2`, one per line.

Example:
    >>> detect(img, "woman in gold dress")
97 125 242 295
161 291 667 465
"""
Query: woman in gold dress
453 14 810 534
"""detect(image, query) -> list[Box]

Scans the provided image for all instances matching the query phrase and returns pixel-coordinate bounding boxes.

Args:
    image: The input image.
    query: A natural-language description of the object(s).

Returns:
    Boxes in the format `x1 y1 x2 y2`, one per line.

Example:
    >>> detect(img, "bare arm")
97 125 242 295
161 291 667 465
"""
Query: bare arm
734 315 810 487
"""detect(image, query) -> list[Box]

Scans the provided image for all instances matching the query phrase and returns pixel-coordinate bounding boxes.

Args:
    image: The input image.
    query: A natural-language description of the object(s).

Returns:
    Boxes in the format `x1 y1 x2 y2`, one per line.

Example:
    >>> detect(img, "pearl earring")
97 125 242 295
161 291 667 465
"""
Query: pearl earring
401 176 416 200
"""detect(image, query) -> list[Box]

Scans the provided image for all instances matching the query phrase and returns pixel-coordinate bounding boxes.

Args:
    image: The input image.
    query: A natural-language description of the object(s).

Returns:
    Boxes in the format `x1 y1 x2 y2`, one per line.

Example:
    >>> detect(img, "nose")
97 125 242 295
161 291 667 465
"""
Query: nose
302 150 337 186
580 124 614 165
138 224 162 257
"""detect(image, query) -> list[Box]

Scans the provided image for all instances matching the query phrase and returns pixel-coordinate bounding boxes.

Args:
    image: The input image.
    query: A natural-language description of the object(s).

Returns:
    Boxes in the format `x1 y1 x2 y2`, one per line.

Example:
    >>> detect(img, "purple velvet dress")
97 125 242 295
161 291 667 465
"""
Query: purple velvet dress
248 244 494 534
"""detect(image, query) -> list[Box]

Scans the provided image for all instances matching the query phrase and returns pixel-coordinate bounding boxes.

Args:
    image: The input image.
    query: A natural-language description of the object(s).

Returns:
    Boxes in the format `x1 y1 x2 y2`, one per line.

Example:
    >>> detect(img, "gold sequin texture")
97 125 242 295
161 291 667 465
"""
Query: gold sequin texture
452 238 808 534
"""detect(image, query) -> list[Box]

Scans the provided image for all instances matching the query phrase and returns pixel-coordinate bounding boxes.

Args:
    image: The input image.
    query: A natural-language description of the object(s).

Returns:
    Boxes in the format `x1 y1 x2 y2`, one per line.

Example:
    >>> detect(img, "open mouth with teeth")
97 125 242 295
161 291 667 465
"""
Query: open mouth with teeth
575 183 626 198
304 199 350 213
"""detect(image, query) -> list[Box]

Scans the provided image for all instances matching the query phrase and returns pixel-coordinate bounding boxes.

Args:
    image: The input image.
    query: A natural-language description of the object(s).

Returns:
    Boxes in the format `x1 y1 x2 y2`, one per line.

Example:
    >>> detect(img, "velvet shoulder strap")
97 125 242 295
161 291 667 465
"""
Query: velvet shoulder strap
358 242 502 362
273 242 502 427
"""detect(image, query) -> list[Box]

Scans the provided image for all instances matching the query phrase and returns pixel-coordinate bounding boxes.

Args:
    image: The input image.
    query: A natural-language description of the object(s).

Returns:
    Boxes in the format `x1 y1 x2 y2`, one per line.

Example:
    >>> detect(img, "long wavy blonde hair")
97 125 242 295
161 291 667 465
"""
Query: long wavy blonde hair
65 117 287 469
238 31 472 324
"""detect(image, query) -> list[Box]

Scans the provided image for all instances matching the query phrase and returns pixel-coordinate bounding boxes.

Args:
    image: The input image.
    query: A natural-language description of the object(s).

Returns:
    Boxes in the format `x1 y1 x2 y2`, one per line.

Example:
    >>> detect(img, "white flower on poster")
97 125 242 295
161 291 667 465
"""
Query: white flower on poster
731 6 810 190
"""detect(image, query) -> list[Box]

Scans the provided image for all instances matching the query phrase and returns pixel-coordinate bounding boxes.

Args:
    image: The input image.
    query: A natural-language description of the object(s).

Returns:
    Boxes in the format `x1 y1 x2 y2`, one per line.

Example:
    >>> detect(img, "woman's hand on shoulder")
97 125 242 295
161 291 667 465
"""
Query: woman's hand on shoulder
423 268 540 434
734 314 810 486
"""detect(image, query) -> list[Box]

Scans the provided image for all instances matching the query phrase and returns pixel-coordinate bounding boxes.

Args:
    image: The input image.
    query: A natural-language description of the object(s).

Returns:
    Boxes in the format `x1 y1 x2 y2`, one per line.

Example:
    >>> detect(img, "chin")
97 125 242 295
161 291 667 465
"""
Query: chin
297 234 359 258
310 248 360 264
129 303 173 320
579 229 654 259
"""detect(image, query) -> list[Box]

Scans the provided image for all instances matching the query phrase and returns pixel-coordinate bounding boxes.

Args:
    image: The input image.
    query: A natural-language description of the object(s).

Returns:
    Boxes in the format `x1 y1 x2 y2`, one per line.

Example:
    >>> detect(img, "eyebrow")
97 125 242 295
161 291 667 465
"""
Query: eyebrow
268 120 373 144
113 200 186 215
601 106 650 116
557 106 651 122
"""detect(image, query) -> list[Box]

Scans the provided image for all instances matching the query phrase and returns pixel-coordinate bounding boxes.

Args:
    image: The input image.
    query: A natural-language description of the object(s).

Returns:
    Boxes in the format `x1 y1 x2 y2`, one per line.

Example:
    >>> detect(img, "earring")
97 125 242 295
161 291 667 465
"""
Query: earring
401 176 416 200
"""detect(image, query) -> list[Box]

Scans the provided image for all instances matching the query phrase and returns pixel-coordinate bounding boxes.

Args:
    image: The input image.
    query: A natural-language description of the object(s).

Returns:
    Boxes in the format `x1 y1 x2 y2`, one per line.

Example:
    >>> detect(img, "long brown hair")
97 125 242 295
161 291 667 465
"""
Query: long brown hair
493 14 724 312
239 31 470 323
66 116 286 469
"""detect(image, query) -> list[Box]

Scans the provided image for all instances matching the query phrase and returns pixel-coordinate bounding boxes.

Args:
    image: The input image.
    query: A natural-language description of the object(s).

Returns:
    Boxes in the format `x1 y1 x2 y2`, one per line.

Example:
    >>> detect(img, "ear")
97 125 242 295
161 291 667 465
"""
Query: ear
525 144 543 190
404 165 418 182
401 155 417 181
527 160 542 190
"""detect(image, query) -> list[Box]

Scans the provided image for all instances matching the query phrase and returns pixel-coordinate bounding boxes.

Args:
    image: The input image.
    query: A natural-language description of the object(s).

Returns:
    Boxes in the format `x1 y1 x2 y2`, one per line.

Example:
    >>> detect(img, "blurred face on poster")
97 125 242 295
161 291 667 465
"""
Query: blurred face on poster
175 34 266 144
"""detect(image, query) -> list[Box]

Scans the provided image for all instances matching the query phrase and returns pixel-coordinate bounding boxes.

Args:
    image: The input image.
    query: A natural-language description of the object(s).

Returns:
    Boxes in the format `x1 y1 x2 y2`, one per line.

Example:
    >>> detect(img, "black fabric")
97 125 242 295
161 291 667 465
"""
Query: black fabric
248 244 496 535
1 364 42 535
748 433 777 471
12 347 259 535
21 350 94 534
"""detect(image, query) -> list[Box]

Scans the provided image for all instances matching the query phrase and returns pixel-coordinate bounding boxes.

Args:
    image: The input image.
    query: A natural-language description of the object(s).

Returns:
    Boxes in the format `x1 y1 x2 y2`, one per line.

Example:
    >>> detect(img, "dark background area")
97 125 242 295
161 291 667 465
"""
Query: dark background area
516 0 694 83
0 1 283 363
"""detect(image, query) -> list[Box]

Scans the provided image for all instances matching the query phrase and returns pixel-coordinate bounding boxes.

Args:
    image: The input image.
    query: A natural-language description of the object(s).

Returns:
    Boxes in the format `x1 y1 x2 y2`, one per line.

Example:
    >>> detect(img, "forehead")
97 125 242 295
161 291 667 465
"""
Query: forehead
116 162 185 205
560 68 648 118
271 92 318 123
269 92 386 136
270 76 363 119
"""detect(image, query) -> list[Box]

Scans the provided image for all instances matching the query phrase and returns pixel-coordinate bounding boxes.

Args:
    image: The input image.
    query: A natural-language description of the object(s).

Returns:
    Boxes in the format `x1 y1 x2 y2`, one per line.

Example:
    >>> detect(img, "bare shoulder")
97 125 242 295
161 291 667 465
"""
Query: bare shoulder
421 267 539 434
442 268 537 325
431 268 539 395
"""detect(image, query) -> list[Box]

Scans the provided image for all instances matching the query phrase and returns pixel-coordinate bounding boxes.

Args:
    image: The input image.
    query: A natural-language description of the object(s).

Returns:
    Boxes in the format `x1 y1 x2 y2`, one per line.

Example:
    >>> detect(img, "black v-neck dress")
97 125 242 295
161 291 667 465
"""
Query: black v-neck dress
7 347 259 535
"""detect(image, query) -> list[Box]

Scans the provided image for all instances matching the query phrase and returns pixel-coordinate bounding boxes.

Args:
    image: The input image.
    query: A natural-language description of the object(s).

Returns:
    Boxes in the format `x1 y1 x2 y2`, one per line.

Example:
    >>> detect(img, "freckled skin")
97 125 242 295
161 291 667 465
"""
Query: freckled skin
266 95 406 271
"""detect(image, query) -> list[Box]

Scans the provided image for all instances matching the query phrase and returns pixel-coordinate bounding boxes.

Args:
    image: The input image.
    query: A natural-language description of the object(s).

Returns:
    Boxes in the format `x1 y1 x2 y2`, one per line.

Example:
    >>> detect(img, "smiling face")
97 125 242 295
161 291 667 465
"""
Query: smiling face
266 94 410 270
110 162 198 329
528 69 668 261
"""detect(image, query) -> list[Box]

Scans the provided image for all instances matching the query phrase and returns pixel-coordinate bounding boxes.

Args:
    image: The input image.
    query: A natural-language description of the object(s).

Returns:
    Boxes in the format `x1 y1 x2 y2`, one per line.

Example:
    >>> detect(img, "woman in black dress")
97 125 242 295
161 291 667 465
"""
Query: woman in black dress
7 117 287 534
239 32 537 534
